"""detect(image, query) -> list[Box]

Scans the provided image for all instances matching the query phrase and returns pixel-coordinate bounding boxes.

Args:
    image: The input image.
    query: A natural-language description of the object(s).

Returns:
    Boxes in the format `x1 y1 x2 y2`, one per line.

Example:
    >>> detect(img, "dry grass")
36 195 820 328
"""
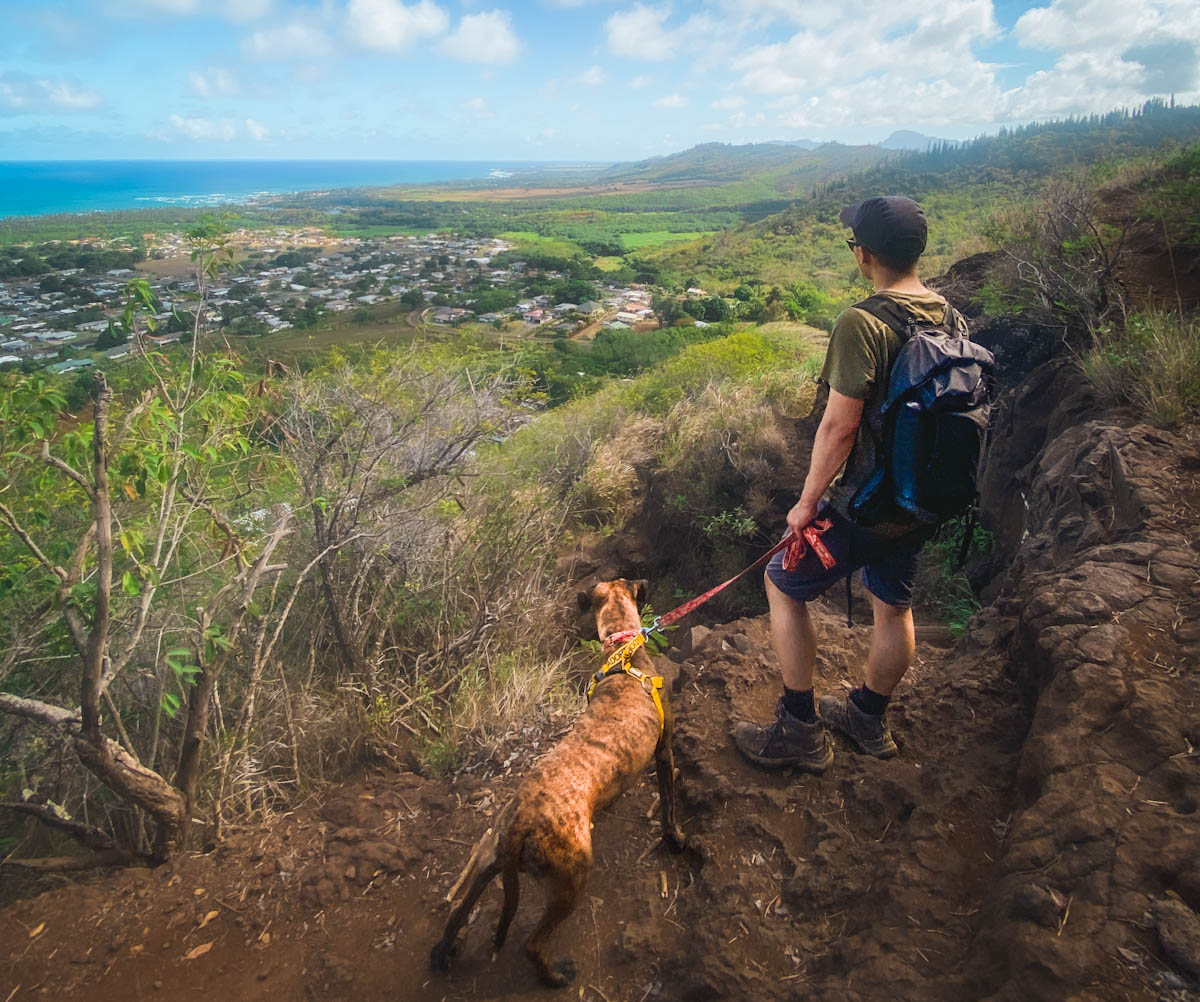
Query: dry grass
572 416 664 528
1081 306 1200 427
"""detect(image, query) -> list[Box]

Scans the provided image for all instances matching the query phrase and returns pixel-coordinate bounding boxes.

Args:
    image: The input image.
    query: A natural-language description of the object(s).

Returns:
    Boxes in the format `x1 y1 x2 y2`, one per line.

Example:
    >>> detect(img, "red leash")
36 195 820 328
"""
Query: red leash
603 519 837 648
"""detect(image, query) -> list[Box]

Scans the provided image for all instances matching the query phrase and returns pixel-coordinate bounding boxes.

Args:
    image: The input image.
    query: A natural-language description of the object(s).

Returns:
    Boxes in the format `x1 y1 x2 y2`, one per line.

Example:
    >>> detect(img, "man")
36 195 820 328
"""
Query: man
733 195 962 772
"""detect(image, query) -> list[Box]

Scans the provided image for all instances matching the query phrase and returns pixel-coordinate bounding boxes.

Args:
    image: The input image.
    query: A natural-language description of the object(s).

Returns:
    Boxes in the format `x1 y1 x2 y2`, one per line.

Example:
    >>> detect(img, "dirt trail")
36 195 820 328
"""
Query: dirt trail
0 597 1000 1002
3 359 1199 1001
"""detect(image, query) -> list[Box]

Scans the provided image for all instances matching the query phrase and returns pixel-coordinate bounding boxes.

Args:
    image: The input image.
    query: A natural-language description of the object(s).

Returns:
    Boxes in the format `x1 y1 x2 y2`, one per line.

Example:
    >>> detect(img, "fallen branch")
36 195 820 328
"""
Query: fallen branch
0 801 123 853
1 849 153 872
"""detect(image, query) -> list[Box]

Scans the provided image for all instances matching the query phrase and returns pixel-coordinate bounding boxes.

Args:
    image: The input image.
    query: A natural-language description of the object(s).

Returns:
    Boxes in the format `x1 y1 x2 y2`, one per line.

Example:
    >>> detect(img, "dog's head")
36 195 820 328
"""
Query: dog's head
577 578 648 643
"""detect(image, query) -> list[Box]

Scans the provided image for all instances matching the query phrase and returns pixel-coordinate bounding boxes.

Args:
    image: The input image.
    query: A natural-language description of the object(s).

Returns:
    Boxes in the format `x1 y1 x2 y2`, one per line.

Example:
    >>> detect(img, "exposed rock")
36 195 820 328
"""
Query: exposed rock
1151 897 1200 979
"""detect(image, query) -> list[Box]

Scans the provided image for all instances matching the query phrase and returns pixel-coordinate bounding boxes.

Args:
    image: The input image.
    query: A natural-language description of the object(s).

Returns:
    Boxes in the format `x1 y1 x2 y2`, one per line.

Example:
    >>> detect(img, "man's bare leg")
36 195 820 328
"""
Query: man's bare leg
732 573 833 772
819 590 908 758
765 573 816 691
862 592 915 697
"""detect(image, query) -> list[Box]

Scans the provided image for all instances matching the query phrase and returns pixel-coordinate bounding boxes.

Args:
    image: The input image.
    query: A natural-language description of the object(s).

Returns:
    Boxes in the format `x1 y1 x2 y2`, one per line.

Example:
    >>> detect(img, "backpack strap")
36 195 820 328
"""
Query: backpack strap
854 294 962 338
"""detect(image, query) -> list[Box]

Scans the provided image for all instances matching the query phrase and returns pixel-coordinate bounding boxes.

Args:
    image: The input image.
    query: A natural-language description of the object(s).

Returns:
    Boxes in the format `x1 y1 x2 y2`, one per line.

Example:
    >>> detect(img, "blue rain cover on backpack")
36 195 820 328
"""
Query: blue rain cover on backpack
846 295 995 526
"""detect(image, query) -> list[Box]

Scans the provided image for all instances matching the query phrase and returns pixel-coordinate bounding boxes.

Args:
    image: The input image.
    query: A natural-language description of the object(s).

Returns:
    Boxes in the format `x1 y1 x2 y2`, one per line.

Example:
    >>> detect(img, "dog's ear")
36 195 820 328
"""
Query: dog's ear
576 588 593 612
631 579 649 606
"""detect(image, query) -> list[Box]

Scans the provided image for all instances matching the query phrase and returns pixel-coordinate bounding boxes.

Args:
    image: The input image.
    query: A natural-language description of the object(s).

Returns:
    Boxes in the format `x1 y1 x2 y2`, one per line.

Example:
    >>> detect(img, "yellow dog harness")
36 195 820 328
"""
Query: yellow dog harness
585 631 665 740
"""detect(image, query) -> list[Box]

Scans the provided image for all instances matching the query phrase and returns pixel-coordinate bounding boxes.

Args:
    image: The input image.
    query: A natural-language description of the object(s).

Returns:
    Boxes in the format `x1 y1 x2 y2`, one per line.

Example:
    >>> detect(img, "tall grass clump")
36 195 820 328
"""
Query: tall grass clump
1081 307 1200 427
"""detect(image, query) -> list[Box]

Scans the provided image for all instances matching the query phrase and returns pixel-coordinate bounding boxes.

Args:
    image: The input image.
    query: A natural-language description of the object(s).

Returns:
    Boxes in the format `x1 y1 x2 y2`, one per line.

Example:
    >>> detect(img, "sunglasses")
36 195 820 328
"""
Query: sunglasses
845 238 860 251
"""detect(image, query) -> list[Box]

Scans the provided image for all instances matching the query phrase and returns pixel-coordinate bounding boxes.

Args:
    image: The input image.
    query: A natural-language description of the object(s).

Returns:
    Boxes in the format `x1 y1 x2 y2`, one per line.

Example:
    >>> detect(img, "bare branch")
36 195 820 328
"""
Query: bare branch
80 379 114 742
0 500 70 586
0 801 125 852
39 439 96 501
1 849 152 872
0 691 79 728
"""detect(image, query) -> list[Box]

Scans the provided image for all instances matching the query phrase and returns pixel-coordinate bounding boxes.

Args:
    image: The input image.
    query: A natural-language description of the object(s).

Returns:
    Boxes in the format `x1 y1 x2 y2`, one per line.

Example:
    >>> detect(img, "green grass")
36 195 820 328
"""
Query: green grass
621 230 713 249
1081 307 1200 427
497 231 588 257
250 302 425 359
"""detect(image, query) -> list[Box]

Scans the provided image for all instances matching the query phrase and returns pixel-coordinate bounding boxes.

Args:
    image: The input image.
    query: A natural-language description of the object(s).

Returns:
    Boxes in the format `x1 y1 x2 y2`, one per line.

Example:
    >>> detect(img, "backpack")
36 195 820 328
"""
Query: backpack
846 295 995 527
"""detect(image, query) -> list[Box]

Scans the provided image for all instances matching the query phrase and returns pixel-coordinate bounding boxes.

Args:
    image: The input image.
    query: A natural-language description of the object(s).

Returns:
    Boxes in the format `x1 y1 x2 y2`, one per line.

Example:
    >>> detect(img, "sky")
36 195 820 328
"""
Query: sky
0 0 1197 161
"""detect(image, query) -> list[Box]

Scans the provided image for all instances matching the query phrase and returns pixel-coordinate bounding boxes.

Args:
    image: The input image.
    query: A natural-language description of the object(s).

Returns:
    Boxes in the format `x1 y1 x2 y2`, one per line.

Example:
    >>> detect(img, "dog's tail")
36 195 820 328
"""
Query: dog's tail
430 798 514 971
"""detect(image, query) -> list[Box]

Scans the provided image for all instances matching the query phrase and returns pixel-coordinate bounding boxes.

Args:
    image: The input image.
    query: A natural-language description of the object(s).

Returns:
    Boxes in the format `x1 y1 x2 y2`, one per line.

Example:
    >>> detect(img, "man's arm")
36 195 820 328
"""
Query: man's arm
786 389 864 536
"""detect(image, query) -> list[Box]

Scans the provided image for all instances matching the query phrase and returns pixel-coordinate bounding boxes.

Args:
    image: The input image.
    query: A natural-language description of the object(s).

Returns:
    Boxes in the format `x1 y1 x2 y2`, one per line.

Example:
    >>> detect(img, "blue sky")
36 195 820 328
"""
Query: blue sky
1 0 1196 161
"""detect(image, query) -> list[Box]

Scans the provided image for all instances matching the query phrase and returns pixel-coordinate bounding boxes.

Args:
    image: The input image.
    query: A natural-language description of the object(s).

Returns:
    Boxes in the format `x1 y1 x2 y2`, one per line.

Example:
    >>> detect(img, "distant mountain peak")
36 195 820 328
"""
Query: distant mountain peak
879 130 954 151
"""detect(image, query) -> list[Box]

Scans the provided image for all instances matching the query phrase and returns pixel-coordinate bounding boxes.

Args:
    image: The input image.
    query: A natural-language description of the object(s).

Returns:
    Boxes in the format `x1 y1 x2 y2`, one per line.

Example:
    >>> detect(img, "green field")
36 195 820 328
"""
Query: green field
621 231 712 249
329 224 443 238
497 231 588 257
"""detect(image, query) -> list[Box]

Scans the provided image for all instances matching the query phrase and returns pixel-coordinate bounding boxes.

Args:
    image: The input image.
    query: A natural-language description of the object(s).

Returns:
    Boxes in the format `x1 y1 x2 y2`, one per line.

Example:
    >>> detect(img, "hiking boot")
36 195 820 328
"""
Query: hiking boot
819 694 898 759
733 698 833 773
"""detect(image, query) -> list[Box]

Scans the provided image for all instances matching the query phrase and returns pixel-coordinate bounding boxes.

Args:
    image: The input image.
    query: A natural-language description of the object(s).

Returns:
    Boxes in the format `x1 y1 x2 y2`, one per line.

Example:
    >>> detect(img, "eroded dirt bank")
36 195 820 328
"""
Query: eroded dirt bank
2 356 1198 1002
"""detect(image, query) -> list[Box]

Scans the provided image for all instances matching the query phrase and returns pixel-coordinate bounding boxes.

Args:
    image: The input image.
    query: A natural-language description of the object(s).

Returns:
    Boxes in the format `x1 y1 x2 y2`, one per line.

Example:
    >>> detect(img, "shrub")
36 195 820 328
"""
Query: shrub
983 175 1128 336
1081 307 1200 427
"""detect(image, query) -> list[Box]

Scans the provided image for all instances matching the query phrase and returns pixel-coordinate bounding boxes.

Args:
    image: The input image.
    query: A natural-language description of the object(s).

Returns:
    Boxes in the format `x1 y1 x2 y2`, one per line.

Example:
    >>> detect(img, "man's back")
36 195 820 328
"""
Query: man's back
820 288 956 535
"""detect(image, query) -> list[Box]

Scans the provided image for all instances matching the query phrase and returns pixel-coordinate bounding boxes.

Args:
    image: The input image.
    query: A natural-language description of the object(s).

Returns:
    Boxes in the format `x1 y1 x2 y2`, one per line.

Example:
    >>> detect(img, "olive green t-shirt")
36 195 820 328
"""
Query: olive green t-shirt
819 289 961 534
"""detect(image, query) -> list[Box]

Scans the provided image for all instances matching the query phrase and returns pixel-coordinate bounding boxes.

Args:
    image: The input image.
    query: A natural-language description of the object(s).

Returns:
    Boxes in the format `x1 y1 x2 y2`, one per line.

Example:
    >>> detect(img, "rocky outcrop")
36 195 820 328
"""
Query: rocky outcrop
967 417 1200 1000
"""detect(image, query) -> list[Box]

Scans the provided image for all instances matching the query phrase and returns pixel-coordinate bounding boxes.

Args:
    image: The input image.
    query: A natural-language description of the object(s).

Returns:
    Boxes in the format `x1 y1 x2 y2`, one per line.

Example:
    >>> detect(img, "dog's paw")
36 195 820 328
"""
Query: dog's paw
664 827 688 853
681 834 709 865
429 940 455 971
540 957 577 988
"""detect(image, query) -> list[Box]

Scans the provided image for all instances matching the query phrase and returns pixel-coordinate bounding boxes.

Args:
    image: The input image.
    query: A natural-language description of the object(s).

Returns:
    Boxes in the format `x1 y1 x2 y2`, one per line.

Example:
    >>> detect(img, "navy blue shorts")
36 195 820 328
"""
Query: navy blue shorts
766 503 934 609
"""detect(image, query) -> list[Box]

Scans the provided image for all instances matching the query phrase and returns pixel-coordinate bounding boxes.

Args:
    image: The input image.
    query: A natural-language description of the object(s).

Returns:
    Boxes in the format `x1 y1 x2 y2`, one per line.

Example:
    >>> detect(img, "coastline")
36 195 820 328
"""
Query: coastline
0 159 608 220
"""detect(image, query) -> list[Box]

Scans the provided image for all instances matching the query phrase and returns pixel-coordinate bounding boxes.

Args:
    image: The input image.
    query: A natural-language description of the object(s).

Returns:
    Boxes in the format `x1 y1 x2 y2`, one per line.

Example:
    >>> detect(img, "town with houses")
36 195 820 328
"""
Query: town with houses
0 227 674 376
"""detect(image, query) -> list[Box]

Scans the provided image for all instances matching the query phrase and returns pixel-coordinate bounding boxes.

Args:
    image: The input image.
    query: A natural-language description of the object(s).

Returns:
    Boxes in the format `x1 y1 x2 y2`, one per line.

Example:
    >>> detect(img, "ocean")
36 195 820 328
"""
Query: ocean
0 160 554 219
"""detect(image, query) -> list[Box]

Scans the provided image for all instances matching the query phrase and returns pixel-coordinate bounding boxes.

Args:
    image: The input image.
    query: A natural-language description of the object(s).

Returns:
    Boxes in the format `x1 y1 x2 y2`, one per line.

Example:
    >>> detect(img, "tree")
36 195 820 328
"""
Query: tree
94 321 128 352
0 219 303 864
553 279 597 305
652 293 685 326
703 297 732 322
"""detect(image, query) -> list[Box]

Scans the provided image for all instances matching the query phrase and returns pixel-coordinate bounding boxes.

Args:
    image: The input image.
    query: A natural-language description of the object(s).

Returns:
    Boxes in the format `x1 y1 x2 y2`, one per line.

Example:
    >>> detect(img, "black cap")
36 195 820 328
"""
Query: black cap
839 195 927 262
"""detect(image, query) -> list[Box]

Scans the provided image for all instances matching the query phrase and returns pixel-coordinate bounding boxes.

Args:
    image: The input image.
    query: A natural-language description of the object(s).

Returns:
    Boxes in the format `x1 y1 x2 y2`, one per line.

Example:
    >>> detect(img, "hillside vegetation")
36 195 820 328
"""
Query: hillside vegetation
2 102 1199 876
0 230 822 865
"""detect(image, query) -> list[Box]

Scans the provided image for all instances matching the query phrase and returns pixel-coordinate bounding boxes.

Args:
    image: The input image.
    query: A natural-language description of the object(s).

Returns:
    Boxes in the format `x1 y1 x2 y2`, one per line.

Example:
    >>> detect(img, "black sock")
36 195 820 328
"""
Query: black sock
850 685 890 717
782 686 816 722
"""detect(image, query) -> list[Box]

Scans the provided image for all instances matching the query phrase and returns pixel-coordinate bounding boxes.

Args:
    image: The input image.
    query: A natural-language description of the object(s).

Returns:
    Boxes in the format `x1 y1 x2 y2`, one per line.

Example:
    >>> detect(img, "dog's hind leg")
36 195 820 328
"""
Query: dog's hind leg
493 847 520 949
525 864 587 988
655 719 688 852
429 860 500 971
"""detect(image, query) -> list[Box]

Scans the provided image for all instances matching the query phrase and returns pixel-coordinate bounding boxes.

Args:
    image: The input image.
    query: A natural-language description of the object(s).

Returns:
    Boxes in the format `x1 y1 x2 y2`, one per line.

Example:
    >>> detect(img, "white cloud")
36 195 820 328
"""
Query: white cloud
245 117 269 140
653 92 688 108
188 67 239 97
628 74 653 89
122 0 270 20
1013 0 1192 51
461 96 493 118
712 94 745 109
1011 0 1200 105
245 21 332 59
440 10 521 64
605 4 713 61
522 126 559 147
0 72 102 115
225 0 272 21
575 65 608 86
716 0 1199 130
346 0 449 52
166 113 238 141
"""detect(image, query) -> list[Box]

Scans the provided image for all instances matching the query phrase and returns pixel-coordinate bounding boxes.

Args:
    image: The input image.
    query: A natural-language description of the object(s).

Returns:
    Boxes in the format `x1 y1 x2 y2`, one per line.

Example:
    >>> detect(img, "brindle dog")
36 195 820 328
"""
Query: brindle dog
429 578 687 987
